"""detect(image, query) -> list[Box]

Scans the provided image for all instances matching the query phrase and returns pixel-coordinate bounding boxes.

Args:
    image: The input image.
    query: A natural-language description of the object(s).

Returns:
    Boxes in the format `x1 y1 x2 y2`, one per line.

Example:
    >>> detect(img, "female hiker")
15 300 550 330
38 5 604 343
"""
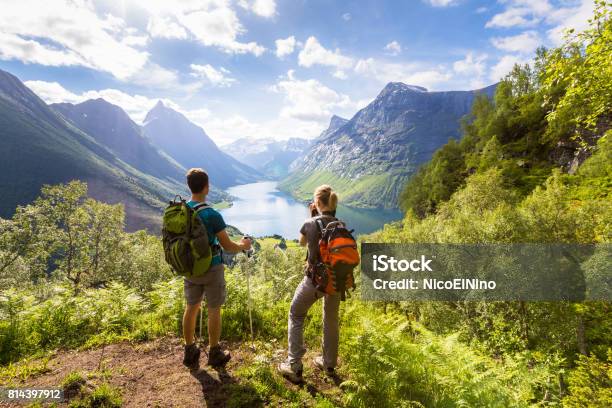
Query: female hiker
278 185 342 383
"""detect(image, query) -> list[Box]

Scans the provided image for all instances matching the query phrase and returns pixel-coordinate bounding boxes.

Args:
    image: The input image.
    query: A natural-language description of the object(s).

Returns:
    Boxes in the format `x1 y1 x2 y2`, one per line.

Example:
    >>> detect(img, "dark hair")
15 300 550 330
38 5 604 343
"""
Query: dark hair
186 168 209 193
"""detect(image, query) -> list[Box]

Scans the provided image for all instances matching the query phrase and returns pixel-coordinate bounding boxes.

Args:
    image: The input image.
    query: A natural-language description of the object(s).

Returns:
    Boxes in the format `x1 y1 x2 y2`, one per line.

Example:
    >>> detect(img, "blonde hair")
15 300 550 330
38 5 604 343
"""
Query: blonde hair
314 184 338 210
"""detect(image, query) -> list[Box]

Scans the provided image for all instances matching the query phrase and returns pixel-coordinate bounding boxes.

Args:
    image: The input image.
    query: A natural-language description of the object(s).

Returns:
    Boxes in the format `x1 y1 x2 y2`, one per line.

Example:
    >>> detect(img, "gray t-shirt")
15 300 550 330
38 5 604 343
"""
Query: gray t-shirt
300 213 336 266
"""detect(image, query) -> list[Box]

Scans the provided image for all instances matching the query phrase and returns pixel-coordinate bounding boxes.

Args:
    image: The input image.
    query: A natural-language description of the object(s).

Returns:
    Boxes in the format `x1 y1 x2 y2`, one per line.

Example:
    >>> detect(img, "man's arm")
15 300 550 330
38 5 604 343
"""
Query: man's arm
299 233 307 247
217 229 251 253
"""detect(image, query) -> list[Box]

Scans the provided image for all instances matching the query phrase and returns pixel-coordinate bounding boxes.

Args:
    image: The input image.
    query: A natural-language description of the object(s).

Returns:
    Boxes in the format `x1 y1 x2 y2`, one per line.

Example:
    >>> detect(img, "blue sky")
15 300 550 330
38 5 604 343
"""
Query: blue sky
0 0 595 144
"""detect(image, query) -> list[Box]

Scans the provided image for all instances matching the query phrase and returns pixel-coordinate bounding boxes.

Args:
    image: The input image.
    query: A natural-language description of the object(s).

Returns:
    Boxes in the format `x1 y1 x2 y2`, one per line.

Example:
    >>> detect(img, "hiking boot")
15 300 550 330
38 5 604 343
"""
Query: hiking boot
314 356 335 376
207 345 231 367
183 343 200 370
278 360 303 384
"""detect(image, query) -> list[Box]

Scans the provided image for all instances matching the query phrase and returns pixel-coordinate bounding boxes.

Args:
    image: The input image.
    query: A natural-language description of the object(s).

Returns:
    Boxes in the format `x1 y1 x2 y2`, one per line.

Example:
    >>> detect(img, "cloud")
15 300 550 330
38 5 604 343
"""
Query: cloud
425 0 459 7
354 58 452 90
275 36 296 58
298 36 354 70
489 54 528 82
491 31 542 54
238 0 277 18
485 0 593 41
453 53 487 76
453 53 488 89
333 70 348 80
146 16 188 39
24 80 181 123
23 76 362 145
144 0 266 56
485 7 540 28
384 41 402 56
0 0 149 80
271 72 357 123
545 0 594 45
476 7 488 14
190 64 236 87
342 13 352 21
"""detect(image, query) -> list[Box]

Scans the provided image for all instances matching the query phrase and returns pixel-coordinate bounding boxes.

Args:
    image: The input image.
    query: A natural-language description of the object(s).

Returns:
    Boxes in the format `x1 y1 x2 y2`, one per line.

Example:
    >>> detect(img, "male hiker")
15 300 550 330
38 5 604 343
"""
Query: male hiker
182 168 252 369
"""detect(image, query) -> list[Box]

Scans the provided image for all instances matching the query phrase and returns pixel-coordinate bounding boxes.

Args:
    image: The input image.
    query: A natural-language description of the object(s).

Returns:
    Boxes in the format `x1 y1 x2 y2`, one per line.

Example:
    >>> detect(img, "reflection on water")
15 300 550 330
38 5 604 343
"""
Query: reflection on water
220 181 402 239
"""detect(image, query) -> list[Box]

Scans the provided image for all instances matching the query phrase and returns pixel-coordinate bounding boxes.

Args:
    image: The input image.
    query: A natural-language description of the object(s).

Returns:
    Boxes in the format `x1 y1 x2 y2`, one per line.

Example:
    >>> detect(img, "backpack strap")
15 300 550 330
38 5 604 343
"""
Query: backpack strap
193 202 209 212
315 218 326 235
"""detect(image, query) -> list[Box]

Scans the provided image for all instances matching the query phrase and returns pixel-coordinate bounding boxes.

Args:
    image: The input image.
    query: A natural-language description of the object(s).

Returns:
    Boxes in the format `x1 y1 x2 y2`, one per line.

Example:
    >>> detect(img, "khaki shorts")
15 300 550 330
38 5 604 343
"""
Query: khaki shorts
183 264 226 307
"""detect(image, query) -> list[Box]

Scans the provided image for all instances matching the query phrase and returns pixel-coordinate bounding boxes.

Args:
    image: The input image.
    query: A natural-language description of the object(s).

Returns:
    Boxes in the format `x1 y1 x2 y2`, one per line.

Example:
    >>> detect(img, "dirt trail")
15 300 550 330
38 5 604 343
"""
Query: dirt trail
1 337 342 407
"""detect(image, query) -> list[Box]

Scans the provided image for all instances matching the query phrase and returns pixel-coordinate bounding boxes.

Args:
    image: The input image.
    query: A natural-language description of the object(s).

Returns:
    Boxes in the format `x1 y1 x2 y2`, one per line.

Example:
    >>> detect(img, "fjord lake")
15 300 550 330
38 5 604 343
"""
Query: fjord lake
220 181 402 239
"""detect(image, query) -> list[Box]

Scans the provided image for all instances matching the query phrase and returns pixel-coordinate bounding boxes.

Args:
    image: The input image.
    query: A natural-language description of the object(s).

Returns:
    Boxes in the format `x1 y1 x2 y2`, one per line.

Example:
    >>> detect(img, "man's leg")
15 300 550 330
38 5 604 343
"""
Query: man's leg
207 305 221 348
183 302 200 345
202 264 230 366
182 279 205 369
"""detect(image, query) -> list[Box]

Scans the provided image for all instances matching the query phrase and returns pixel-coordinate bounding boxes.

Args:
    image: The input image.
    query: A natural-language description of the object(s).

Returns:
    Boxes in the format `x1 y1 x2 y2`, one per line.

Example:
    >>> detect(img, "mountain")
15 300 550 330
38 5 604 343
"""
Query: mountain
317 115 348 141
0 69 208 232
221 137 311 179
280 82 497 208
51 99 185 181
142 101 262 188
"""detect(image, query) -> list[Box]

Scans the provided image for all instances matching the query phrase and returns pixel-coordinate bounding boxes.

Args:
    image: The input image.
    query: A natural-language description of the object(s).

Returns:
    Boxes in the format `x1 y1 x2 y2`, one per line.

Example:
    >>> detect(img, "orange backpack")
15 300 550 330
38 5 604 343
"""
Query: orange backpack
311 218 360 300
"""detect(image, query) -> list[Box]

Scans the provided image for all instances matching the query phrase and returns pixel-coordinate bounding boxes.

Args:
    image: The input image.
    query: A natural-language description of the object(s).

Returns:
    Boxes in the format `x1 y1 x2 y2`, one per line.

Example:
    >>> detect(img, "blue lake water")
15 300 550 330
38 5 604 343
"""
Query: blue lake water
220 181 402 239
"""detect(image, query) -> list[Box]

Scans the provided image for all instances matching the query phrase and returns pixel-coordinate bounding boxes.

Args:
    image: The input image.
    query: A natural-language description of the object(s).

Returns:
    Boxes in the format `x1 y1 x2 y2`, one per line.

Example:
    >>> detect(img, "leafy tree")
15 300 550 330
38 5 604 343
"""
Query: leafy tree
543 0 612 145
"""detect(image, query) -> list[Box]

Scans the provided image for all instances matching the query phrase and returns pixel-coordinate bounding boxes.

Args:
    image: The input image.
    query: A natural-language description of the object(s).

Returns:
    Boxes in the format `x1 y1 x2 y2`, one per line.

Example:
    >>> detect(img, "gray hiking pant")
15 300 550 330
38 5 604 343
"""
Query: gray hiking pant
288 276 341 368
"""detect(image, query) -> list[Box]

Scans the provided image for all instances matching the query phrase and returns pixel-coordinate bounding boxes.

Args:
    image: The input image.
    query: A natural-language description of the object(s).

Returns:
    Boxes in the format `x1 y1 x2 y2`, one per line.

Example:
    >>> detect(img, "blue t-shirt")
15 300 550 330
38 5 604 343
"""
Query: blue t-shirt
187 201 226 266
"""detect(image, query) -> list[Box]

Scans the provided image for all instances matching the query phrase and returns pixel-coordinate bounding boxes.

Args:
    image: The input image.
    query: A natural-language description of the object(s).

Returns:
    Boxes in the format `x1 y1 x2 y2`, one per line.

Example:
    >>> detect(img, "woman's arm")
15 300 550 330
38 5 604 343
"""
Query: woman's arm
299 233 307 247
216 229 251 253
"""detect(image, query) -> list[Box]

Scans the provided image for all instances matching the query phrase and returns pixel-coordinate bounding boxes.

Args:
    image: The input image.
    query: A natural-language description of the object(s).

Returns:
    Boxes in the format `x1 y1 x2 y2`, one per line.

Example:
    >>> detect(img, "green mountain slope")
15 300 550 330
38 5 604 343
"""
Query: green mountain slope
280 83 496 208
0 69 190 231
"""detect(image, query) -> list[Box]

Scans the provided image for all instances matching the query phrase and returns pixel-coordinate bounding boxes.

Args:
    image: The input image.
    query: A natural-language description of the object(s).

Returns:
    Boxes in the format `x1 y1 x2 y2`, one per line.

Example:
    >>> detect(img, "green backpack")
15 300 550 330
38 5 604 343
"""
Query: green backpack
162 196 212 277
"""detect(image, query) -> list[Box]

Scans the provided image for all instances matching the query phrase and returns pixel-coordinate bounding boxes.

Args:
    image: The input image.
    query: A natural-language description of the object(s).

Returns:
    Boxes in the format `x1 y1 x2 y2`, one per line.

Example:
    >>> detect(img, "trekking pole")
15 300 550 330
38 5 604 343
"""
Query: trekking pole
242 236 255 349
198 305 203 346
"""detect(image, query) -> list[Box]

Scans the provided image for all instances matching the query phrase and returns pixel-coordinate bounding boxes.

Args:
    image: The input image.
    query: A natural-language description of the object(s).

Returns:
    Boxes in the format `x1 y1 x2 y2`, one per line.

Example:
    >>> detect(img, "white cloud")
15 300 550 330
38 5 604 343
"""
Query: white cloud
24 80 181 123
271 72 357 123
384 41 402 56
545 0 594 45
354 58 452 90
238 0 277 18
275 36 296 58
178 6 265 56
489 54 528 82
333 70 348 80
476 6 488 14
453 53 487 76
190 64 236 87
0 0 149 80
453 53 488 89
491 31 542 54
298 36 354 70
143 0 265 56
342 13 352 21
425 0 459 7
485 7 540 28
146 16 188 39
485 0 592 40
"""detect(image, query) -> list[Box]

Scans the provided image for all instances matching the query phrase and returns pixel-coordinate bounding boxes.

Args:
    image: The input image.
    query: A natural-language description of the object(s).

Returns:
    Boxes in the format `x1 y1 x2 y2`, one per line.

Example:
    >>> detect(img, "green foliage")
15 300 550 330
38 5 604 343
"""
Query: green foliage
562 351 612 407
0 181 172 293
68 383 122 408
542 1 612 144
402 4 611 218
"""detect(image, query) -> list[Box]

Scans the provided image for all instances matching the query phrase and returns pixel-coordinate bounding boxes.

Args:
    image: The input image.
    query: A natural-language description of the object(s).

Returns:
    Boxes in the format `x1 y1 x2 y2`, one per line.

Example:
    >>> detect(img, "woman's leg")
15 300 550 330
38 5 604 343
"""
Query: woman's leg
322 292 341 368
288 276 319 365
